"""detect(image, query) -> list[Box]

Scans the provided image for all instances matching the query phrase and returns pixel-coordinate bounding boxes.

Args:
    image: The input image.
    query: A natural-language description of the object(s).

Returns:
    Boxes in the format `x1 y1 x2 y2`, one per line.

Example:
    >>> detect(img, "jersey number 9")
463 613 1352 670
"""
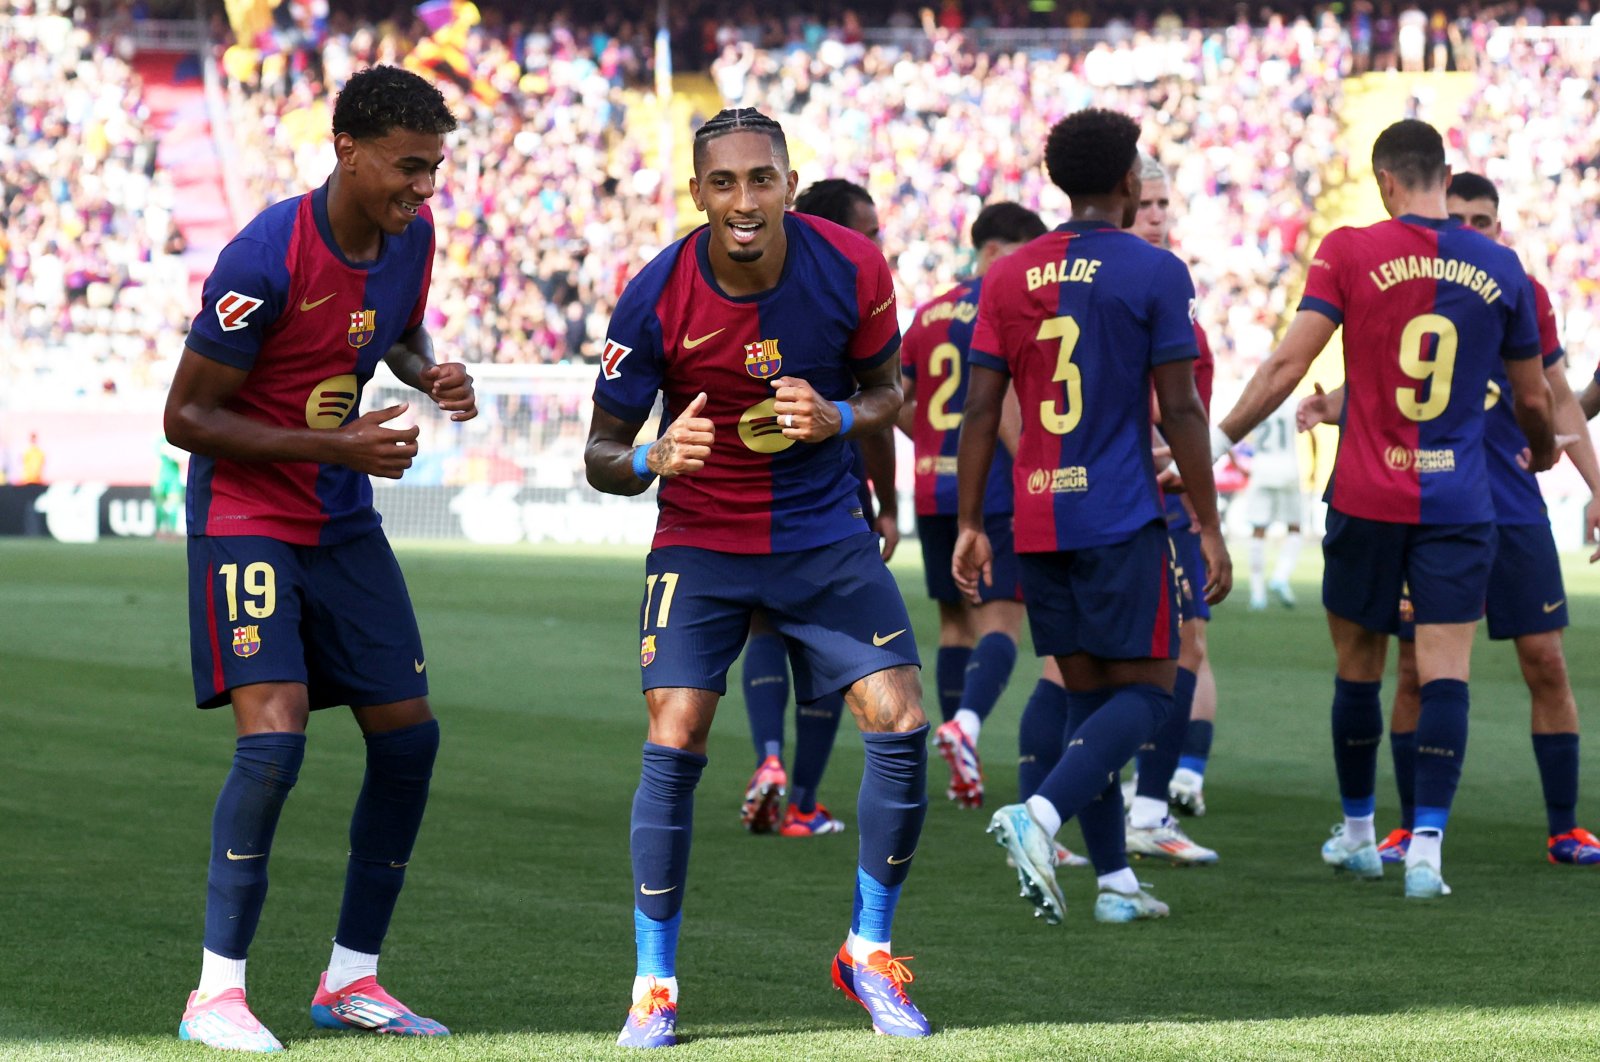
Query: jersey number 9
1395 313 1458 423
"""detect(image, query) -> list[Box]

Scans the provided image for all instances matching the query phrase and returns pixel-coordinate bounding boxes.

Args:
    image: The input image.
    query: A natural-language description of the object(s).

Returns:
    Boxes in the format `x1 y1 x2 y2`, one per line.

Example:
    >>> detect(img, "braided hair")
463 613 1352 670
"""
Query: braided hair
692 108 788 173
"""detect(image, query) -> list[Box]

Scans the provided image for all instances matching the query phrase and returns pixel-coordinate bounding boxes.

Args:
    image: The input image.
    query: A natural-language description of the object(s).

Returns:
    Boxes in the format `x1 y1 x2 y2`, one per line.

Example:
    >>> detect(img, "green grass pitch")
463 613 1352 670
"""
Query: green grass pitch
2 537 1598 1060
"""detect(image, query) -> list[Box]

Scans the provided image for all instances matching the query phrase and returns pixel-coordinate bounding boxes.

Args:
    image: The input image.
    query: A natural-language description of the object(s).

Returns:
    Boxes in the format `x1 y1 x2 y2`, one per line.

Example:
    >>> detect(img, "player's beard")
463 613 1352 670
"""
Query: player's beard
727 245 765 263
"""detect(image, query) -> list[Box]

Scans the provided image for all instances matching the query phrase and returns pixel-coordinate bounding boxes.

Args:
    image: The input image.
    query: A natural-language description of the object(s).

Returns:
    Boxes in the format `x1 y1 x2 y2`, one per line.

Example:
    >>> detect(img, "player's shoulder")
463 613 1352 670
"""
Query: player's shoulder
789 212 884 271
906 278 978 337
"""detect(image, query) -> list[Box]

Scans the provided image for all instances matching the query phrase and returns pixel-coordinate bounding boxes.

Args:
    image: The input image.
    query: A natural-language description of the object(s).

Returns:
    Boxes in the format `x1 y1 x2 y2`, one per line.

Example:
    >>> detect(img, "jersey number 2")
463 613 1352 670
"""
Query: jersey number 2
1395 313 1458 422
1037 315 1083 435
926 343 963 431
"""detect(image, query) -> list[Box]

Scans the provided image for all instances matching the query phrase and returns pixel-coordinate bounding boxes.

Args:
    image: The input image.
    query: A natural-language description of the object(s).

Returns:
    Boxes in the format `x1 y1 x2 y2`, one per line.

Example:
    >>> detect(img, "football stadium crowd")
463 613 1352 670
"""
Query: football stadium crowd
3 2 1600 397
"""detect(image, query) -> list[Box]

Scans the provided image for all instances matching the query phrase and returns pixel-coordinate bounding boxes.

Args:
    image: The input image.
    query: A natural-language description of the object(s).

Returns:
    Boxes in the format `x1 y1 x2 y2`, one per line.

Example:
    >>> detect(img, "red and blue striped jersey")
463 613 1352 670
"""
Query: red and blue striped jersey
1301 214 1540 525
969 221 1199 553
592 213 900 554
183 184 435 546
1483 277 1563 526
902 277 1012 517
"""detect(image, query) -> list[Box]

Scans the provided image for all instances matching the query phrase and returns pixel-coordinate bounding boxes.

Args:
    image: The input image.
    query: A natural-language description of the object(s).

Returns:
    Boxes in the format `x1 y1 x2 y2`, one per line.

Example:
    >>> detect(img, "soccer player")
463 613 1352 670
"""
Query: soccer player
586 108 931 1046
1298 171 1600 867
164 66 472 1052
1211 120 1555 898
1241 401 1306 611
1123 154 1220 862
956 109 1230 926
737 178 895 839
899 202 1044 810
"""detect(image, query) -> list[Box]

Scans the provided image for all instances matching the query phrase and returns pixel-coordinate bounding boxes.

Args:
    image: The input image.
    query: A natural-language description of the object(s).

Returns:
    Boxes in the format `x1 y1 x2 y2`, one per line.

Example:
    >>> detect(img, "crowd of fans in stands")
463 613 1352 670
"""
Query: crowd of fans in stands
5 1 1600 401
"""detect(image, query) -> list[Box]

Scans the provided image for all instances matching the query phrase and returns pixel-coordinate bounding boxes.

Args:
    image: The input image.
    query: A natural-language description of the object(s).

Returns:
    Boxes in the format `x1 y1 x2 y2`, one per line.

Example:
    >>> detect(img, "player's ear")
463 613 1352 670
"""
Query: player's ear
689 175 706 213
333 132 359 172
784 170 798 208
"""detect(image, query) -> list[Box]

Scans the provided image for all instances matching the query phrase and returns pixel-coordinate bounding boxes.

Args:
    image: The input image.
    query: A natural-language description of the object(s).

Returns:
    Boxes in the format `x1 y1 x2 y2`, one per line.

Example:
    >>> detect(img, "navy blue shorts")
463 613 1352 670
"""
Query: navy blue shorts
1322 509 1494 634
1170 525 1211 623
639 533 919 701
1398 522 1567 641
917 512 1022 605
1017 520 1180 661
187 531 428 710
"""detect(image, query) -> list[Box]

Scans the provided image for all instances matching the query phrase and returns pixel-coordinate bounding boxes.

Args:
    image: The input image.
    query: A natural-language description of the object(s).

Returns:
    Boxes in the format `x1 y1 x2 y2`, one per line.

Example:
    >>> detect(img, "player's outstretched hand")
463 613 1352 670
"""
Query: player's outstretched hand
648 392 715 477
951 526 993 605
873 512 899 562
1516 434 1577 472
1198 524 1232 605
1152 445 1186 493
339 402 419 479
1296 384 1336 432
771 376 843 441
422 362 477 422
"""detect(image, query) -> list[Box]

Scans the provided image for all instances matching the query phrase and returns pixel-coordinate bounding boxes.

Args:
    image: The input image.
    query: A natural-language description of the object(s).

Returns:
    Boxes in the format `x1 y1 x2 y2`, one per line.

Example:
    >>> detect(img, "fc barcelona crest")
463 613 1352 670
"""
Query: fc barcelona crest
640 634 657 667
744 339 782 379
232 625 262 658
347 309 377 348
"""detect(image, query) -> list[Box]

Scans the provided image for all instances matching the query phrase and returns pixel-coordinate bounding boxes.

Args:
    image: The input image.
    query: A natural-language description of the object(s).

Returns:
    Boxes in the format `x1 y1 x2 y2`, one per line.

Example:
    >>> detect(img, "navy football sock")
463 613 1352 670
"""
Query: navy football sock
1179 718 1213 776
857 726 929 888
1136 666 1195 800
742 634 789 763
1390 730 1417 831
631 743 707 924
1532 732 1579 837
1331 677 1384 818
960 633 1017 723
1017 679 1070 801
334 720 439 955
792 691 845 814
934 646 972 723
1065 689 1126 875
1034 684 1171 827
204 732 306 959
1413 678 1470 833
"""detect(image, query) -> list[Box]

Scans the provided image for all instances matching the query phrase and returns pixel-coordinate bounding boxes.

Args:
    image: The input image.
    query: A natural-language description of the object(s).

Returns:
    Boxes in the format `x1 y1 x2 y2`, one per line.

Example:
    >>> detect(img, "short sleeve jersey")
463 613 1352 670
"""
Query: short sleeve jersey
1300 214 1540 525
184 184 435 546
1483 277 1563 525
970 221 1199 553
1248 402 1303 490
592 213 900 554
901 277 1012 517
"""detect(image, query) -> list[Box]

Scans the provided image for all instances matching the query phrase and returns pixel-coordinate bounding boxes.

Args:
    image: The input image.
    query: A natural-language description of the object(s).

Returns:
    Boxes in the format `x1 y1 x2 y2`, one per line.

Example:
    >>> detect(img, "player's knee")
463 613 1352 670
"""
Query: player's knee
1518 637 1570 695
365 718 440 786
850 666 927 733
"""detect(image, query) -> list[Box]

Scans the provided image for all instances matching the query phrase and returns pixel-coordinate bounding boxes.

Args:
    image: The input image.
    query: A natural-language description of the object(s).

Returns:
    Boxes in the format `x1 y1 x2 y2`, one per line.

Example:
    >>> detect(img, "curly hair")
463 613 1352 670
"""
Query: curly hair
692 108 789 173
1044 109 1142 198
332 66 458 140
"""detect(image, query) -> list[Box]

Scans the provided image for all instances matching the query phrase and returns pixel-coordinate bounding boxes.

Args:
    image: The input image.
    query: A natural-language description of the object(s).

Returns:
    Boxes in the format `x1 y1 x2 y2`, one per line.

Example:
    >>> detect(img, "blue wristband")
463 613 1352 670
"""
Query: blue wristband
631 442 655 481
833 400 855 437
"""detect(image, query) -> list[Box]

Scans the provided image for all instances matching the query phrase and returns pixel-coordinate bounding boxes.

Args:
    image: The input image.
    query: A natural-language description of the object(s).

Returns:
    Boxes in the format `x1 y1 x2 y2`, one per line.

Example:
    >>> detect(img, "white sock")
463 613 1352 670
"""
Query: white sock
953 708 982 744
848 931 890 966
1097 867 1140 894
1025 795 1062 837
1172 766 1204 789
1343 814 1376 846
198 949 247 998
632 974 678 1004
1129 796 1170 830
1249 537 1266 592
324 942 379 993
1407 828 1443 868
1274 532 1303 583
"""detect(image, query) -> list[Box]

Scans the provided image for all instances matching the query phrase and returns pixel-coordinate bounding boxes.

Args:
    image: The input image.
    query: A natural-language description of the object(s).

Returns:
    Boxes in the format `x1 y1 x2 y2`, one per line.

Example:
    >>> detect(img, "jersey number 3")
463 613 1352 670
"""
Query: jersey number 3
1037 315 1083 435
1395 313 1458 422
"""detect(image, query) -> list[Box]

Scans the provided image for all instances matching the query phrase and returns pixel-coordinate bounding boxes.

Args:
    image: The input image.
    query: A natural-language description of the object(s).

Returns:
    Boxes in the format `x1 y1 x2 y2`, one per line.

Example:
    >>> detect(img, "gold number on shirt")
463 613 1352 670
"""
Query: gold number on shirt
644 572 681 629
926 342 964 431
1037 315 1083 435
218 562 276 621
1395 313 1459 422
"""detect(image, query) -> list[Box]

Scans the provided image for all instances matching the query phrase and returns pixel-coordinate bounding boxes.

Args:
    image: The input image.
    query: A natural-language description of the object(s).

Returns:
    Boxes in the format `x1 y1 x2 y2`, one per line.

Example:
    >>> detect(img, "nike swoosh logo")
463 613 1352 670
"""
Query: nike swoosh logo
640 883 678 896
389 861 409 869
887 850 916 865
682 328 725 349
1543 600 1565 613
300 292 336 311
872 629 907 647
414 659 426 673
225 849 265 861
